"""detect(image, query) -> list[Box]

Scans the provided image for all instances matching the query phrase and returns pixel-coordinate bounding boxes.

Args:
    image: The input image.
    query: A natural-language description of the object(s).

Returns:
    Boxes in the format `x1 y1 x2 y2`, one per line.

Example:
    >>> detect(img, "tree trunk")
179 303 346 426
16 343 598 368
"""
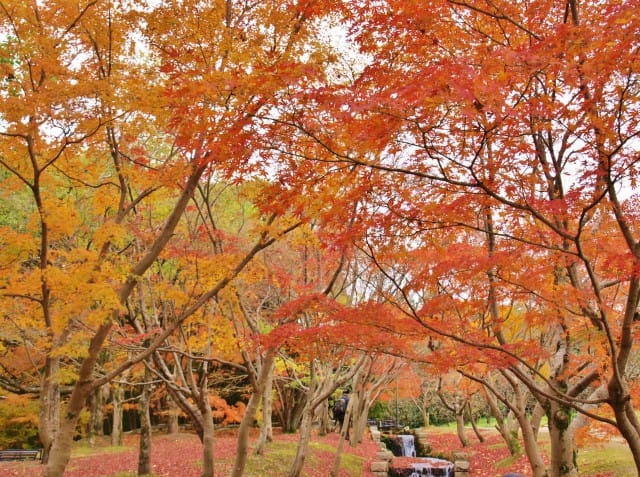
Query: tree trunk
349 392 369 444
137 381 153 476
513 402 548 477
232 352 275 477
254 361 274 455
484 385 521 456
44 409 79 477
166 394 180 434
111 384 123 447
419 406 429 428
608 377 640 474
200 397 215 477
89 385 107 443
547 399 578 477
330 399 353 477
455 409 469 447
317 400 330 436
275 383 306 433
531 402 545 440
467 403 484 443
231 390 260 477
39 356 60 464
287 408 313 477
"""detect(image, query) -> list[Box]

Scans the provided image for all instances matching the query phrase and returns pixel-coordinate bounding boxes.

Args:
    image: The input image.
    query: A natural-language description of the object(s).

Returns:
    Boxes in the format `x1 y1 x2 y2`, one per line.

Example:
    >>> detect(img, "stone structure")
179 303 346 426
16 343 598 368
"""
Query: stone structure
454 459 470 476
368 426 470 477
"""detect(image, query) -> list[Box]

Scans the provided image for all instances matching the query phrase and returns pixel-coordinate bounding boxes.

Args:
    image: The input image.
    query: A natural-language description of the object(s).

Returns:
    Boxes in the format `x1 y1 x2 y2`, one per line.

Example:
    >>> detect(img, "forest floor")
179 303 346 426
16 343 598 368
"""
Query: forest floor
0 425 633 476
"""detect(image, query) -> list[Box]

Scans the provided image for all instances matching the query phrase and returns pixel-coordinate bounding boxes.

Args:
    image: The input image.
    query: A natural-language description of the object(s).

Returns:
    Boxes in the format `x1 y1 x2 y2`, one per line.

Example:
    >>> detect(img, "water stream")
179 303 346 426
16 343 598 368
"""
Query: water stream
395 434 454 477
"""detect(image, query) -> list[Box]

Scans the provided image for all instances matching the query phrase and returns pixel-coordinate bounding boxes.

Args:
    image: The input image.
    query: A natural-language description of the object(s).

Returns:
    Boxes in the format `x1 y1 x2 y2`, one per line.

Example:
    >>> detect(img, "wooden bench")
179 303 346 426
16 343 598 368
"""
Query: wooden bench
0 449 43 462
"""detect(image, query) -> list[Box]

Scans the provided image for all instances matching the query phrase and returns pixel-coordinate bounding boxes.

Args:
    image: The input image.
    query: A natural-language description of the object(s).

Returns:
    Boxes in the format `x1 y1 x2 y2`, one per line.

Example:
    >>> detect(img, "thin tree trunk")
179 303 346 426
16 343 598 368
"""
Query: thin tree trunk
332 367 364 477
254 361 274 455
467 402 484 443
90 385 107 443
317 400 330 436
330 400 353 477
232 352 275 477
287 408 313 477
200 397 215 477
531 402 545 440
44 167 206 477
609 378 640 474
166 395 180 434
137 380 153 476
513 401 547 477
111 384 123 447
39 357 60 464
455 408 469 447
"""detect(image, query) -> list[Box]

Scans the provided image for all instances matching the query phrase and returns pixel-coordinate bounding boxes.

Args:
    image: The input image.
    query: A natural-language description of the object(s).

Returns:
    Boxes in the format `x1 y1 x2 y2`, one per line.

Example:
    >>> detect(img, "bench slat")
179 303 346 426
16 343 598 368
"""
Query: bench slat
0 449 42 462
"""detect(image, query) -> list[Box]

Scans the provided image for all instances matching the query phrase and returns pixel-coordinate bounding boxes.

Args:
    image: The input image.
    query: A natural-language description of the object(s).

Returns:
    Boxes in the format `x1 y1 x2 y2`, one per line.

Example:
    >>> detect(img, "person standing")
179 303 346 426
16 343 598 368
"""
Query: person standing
333 390 350 439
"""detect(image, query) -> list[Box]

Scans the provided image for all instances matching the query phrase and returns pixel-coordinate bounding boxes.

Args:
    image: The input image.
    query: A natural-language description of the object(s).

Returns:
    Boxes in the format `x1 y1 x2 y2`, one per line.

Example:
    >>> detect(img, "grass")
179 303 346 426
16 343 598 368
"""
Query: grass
577 441 636 477
310 442 365 476
241 441 295 475
423 421 638 476
230 440 366 476
68 426 638 477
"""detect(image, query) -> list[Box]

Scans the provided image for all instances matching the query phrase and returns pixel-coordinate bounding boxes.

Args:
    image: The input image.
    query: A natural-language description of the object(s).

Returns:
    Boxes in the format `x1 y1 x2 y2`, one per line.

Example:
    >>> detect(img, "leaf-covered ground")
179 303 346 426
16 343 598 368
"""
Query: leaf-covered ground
0 427 621 476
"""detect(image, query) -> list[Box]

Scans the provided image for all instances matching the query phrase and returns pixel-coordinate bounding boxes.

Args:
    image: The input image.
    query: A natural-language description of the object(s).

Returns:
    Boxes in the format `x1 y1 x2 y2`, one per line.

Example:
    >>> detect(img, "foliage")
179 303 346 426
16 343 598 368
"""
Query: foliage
1 0 640 475
0 393 40 449
370 396 455 428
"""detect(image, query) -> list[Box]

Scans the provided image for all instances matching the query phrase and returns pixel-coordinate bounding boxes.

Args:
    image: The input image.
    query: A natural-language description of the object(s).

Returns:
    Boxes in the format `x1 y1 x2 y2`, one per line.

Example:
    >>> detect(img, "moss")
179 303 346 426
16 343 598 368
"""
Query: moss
381 434 404 456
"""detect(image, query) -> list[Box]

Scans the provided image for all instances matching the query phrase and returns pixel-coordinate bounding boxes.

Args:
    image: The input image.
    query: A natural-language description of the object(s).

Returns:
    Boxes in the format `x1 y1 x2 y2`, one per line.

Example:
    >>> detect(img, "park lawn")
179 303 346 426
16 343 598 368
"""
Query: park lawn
0 430 377 477
0 426 635 476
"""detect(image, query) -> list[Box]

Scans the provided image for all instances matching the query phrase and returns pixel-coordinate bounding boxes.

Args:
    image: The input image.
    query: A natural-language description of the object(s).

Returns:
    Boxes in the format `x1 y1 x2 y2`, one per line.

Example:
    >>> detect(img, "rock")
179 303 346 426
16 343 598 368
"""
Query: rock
376 450 393 461
370 460 389 472
454 459 470 475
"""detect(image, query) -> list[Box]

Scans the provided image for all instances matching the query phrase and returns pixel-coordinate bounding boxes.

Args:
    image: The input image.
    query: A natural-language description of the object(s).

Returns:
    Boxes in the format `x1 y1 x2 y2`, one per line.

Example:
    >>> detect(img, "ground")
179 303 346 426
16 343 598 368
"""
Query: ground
0 427 626 476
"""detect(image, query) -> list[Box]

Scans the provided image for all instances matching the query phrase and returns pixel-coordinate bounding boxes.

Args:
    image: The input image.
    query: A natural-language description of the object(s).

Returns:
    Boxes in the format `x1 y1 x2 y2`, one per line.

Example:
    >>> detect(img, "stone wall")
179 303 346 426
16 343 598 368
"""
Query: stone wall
368 426 470 477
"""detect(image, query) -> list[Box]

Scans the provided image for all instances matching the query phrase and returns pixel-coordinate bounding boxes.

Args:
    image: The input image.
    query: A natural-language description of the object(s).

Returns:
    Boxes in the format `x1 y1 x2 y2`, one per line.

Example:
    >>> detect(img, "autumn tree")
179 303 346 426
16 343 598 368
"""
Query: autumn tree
254 1 640 476
0 2 338 477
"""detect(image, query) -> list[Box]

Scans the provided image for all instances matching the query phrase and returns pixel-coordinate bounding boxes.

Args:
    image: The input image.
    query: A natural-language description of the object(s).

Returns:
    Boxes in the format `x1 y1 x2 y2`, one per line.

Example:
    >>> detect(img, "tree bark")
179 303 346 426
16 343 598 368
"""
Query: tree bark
166 395 180 434
231 352 275 477
467 402 484 443
455 408 469 447
38 356 60 464
111 384 123 447
137 380 153 476
547 397 578 477
287 407 313 477
89 385 107 443
199 396 215 477
254 360 274 455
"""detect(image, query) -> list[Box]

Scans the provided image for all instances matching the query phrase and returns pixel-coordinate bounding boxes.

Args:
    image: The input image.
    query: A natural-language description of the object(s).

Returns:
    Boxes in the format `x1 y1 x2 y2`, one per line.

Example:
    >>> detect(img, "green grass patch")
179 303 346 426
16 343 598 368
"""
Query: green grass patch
577 442 636 477
310 442 365 476
242 441 294 475
494 454 521 471
224 440 365 476
72 443 131 457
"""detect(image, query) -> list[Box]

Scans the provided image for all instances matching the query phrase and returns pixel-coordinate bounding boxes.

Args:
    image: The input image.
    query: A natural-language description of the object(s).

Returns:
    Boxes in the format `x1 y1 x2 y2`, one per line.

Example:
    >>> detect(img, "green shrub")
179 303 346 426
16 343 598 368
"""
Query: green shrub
0 393 40 449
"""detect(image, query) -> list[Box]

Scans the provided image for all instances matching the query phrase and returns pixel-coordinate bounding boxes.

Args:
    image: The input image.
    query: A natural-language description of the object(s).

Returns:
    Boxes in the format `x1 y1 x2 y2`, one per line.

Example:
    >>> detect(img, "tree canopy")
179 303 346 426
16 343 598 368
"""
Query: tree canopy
1 1 640 476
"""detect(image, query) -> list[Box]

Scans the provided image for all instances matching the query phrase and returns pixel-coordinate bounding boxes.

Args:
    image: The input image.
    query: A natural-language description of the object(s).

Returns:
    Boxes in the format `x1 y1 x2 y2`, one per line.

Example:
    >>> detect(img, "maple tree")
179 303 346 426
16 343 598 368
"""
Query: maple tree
3 1 640 477
0 2 331 477
253 1 640 476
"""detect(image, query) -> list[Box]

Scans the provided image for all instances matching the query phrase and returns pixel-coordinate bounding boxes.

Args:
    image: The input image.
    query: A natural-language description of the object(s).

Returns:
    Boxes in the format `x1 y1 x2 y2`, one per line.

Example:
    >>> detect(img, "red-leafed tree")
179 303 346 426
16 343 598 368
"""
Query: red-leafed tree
256 1 640 475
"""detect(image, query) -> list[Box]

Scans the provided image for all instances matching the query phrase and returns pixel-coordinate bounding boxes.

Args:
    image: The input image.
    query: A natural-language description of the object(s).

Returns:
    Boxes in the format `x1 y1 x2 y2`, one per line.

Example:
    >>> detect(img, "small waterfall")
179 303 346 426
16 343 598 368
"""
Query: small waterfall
387 433 455 477
398 434 416 457
409 458 454 477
